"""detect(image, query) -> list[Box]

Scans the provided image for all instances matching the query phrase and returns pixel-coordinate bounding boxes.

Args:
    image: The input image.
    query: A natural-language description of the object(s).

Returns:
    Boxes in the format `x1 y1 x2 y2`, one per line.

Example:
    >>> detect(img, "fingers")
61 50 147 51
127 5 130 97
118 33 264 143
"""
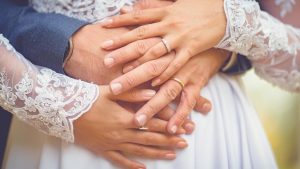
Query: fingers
103 151 145 169
123 42 170 73
109 54 174 95
146 116 186 134
194 95 212 114
152 49 193 86
167 85 198 134
101 23 166 50
101 8 165 28
123 130 187 149
104 38 160 68
134 80 183 127
156 106 194 134
118 143 176 160
115 88 157 102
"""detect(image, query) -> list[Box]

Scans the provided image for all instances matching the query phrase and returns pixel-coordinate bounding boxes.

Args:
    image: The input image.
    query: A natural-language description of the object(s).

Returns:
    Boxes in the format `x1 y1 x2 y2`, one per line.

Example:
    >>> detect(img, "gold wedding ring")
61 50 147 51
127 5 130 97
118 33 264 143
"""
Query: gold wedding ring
138 126 149 131
161 38 172 53
171 78 185 89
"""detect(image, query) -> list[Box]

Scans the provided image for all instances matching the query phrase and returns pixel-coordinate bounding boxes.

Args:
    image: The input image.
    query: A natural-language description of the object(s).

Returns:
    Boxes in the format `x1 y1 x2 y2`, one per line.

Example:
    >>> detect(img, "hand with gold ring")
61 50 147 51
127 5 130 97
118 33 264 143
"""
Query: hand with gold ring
101 0 227 86
132 49 230 134
108 45 229 134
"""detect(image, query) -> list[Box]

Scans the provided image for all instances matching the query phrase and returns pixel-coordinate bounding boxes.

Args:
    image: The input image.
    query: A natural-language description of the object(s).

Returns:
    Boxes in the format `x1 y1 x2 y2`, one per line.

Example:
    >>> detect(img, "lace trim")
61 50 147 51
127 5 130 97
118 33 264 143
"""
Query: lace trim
0 34 99 142
216 0 300 92
30 0 136 22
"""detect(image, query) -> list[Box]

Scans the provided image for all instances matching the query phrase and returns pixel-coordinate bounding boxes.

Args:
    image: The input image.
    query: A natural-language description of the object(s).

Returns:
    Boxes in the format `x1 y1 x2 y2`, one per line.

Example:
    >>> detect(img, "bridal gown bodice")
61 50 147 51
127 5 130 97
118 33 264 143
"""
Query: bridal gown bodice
2 0 299 169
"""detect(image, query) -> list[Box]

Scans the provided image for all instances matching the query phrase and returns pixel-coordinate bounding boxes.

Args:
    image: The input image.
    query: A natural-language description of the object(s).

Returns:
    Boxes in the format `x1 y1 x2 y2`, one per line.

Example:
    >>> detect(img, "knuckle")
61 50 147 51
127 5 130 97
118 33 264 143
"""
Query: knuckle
149 47 162 57
145 62 161 76
123 75 136 87
171 62 182 71
163 86 179 100
175 113 187 124
135 26 147 39
138 0 150 9
145 104 157 116
135 146 146 155
132 9 142 21
135 40 148 55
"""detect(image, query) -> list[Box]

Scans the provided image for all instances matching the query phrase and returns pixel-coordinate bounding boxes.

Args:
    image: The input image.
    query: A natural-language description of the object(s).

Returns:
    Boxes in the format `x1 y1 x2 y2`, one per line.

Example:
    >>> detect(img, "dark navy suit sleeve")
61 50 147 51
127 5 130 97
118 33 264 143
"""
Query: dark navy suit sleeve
0 0 88 74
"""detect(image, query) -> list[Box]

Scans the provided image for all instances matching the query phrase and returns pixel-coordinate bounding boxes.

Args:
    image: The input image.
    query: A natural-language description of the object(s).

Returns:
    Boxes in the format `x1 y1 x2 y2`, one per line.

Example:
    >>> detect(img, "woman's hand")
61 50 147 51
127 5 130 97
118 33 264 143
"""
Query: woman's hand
101 0 227 85
106 36 229 133
75 86 188 169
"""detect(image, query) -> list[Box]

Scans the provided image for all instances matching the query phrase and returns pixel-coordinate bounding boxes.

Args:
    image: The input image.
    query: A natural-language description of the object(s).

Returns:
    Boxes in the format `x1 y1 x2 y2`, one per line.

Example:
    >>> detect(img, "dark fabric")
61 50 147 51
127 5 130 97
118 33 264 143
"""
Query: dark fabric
0 111 11 168
224 54 253 75
0 0 88 166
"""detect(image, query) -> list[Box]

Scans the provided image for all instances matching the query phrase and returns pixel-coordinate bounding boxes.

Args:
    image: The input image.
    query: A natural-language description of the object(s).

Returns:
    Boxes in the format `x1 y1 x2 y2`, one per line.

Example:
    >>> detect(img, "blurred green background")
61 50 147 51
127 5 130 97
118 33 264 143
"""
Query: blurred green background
242 71 300 169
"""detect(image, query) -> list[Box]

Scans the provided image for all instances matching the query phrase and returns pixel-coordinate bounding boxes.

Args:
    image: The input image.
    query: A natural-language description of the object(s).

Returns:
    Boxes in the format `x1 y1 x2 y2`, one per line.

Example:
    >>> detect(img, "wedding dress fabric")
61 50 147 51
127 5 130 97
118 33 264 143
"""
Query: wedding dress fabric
0 34 99 143
216 0 300 92
3 0 299 168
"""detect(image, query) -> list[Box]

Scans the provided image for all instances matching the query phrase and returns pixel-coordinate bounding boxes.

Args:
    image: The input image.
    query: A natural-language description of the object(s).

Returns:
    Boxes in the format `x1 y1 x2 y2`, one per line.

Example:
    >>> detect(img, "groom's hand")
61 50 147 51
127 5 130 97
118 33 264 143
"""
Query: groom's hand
63 24 127 84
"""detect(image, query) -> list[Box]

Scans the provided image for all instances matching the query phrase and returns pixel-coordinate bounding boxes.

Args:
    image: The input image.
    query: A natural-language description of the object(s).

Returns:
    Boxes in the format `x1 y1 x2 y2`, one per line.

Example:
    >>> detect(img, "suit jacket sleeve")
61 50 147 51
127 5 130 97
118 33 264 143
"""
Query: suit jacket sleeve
0 0 88 73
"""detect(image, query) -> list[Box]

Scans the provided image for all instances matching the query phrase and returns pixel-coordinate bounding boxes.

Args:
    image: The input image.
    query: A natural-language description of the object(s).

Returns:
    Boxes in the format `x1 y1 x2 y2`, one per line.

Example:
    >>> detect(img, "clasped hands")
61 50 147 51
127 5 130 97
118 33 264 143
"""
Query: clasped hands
64 0 229 168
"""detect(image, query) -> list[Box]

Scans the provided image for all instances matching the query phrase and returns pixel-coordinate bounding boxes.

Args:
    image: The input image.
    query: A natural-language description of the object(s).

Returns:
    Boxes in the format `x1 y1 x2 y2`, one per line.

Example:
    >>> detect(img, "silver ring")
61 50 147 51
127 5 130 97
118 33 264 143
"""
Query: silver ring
161 38 172 53
138 126 149 131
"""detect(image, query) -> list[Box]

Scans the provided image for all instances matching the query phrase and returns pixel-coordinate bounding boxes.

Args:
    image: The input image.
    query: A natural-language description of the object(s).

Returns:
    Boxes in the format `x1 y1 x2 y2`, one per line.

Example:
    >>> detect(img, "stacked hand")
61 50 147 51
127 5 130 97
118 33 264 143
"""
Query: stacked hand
100 0 229 134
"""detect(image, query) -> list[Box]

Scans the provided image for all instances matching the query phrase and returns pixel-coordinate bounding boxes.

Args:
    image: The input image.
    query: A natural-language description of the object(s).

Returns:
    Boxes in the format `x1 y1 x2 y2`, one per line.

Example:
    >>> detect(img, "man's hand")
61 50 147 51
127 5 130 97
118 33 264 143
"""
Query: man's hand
74 86 188 169
63 24 128 84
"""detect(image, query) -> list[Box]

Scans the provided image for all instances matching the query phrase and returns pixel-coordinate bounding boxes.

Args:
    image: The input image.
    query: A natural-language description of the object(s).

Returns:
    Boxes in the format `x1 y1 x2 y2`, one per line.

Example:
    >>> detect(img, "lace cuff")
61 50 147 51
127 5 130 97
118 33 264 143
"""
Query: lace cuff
0 34 99 142
216 0 300 92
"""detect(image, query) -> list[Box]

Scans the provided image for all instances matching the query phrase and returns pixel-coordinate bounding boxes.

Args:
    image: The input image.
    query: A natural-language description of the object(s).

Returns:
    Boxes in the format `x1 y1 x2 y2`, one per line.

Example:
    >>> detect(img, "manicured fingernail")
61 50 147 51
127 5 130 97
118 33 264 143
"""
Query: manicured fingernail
165 153 176 160
176 141 188 148
184 123 195 134
136 114 147 126
151 79 161 87
101 40 114 49
203 103 211 112
110 82 122 94
123 65 134 73
104 57 114 67
101 18 113 26
170 125 177 134
122 6 133 13
143 90 156 98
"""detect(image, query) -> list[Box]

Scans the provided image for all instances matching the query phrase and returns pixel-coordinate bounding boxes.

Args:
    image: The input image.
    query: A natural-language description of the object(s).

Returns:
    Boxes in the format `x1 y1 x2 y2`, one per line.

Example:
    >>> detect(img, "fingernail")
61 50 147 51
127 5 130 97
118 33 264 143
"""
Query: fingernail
184 123 195 134
104 57 114 67
136 114 147 126
101 40 114 49
176 141 188 148
165 153 176 160
122 6 133 13
170 125 177 134
203 103 211 112
123 65 134 73
101 18 113 26
110 83 122 94
151 79 161 87
143 90 156 98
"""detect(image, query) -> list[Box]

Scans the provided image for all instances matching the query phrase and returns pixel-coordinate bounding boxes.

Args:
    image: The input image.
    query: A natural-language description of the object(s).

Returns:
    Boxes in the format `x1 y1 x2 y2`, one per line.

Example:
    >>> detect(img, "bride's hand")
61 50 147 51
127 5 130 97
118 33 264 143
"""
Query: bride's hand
101 0 227 85
106 37 229 133
75 86 188 169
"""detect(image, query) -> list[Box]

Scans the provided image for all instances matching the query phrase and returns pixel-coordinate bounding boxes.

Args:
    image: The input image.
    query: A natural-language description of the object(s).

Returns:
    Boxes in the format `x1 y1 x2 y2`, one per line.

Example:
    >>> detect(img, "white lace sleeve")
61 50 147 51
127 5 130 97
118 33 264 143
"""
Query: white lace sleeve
0 34 99 143
216 0 300 92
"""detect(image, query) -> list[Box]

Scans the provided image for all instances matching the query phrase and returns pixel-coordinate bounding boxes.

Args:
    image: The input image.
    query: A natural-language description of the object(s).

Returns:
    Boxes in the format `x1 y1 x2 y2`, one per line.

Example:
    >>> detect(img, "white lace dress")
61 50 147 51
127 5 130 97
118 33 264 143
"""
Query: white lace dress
3 0 299 168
